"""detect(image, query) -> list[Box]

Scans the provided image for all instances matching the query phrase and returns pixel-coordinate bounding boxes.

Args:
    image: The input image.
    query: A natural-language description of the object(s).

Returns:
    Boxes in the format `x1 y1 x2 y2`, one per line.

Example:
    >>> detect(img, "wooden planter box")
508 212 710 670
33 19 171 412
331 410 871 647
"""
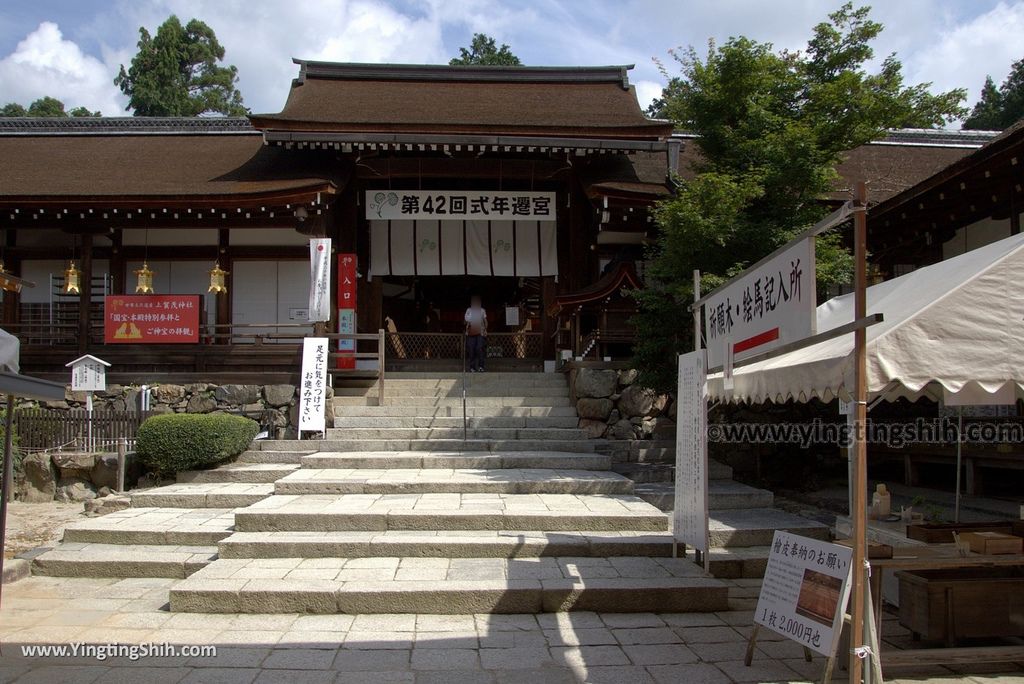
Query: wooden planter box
898 567 1024 645
905 521 1014 544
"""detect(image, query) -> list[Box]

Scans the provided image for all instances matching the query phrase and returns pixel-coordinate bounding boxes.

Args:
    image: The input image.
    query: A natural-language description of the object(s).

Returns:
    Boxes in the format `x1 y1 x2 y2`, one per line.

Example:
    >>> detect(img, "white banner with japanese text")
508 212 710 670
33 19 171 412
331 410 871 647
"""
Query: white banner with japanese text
366 190 556 221
298 337 329 433
368 220 558 277
754 531 853 656
674 350 709 553
308 238 332 323
704 238 815 368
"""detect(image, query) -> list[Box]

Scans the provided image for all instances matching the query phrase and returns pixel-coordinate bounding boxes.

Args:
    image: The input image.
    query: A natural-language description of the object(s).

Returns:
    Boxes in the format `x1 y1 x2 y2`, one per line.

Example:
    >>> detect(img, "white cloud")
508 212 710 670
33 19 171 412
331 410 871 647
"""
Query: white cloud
0 21 125 114
634 79 663 113
904 1 1024 105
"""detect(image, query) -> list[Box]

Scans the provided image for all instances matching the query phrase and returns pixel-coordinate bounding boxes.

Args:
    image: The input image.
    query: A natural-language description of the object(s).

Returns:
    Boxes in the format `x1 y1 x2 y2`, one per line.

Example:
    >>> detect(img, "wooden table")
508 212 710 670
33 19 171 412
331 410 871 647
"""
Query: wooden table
869 545 1024 668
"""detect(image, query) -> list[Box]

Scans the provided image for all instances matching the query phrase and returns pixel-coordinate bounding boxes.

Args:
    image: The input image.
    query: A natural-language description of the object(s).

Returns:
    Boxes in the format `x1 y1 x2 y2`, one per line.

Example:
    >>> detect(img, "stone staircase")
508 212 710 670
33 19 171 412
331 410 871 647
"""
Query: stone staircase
33 372 730 615
610 445 829 579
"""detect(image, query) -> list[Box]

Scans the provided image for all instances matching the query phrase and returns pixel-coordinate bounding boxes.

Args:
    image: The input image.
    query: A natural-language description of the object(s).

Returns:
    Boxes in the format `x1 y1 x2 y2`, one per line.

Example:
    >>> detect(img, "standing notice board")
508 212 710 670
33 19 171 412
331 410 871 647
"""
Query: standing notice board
674 350 709 555
755 530 853 657
298 337 329 434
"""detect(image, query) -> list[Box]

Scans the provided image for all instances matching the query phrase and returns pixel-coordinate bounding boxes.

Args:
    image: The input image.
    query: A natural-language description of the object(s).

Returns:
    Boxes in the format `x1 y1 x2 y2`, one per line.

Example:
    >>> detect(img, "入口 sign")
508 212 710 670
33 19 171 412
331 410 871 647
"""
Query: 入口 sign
366 191 556 222
754 530 853 657
703 238 815 368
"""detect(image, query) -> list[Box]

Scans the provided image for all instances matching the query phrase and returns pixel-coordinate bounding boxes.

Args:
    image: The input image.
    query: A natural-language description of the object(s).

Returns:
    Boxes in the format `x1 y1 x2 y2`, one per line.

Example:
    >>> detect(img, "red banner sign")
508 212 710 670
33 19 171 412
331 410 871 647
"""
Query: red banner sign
337 254 358 369
104 295 201 344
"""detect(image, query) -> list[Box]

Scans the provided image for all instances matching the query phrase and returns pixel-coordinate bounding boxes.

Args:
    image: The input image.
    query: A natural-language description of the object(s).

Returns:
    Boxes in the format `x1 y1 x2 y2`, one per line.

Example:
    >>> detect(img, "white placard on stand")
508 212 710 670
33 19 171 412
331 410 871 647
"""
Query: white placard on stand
674 350 709 557
754 530 854 657
298 337 329 434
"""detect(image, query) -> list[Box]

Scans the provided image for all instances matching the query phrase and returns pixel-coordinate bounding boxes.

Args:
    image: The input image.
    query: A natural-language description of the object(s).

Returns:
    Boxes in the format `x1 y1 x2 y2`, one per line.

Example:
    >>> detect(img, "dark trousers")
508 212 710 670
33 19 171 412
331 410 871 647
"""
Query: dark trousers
466 335 486 370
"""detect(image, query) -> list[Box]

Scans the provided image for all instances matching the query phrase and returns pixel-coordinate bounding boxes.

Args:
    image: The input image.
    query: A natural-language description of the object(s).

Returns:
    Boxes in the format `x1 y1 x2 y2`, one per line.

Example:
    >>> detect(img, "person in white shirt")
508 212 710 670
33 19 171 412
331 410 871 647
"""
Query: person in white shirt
464 295 487 372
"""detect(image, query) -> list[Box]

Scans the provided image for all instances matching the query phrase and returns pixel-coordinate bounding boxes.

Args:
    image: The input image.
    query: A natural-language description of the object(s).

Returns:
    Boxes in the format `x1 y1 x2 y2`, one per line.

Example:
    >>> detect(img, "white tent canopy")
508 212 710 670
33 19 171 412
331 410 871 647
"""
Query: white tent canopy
707 232 1024 404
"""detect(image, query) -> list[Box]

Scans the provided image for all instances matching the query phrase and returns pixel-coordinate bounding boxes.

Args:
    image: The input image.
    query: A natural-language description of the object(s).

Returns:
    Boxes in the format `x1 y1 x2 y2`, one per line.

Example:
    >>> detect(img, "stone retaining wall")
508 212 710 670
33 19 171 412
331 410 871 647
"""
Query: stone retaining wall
569 368 676 442
12 381 330 503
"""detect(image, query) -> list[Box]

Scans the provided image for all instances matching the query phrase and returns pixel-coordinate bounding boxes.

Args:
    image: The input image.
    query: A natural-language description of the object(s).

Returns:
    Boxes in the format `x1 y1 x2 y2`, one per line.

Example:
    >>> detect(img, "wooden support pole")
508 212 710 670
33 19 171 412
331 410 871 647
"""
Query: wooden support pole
216 228 231 342
850 181 869 682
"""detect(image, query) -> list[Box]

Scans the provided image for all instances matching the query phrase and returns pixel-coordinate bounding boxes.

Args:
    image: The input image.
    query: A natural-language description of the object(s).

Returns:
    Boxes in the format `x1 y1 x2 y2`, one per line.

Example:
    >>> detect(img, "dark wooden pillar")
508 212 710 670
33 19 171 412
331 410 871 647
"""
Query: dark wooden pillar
216 228 231 342
78 232 93 353
541 276 556 359
1011 182 1021 236
2 230 19 327
109 229 125 295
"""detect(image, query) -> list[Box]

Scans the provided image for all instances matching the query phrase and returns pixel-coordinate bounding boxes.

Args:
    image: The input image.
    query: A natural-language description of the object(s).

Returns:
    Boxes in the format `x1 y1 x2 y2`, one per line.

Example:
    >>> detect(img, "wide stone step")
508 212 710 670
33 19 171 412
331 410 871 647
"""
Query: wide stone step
32 543 216 579
234 493 667 533
62 508 236 546
634 480 774 512
273 468 634 496
707 546 772 579
169 555 728 614
334 406 578 418
237 449 314 464
302 451 612 471
381 396 574 407
386 372 569 386
708 508 829 548
258 439 596 453
331 416 580 429
131 482 274 508
177 463 299 484
218 530 675 559
323 427 588 441
365 387 571 398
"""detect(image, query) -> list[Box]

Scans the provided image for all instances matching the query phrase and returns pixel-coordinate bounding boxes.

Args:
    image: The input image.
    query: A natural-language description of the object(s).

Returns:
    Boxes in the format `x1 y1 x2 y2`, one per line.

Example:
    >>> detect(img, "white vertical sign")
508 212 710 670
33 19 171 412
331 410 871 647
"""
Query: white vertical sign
674 350 709 553
299 337 329 433
754 531 853 656
308 238 332 323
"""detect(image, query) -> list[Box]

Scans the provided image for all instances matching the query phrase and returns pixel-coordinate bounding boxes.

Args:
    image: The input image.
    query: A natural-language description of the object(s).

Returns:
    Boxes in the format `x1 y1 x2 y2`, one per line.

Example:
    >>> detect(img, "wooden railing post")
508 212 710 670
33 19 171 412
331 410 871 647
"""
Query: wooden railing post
378 328 386 405
116 437 126 493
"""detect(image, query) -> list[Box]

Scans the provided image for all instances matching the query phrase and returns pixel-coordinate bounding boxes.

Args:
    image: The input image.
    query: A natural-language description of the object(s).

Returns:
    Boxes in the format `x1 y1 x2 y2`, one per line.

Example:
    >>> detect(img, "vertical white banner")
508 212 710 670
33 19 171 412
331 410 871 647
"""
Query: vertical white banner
674 350 709 553
309 238 332 323
299 337 329 433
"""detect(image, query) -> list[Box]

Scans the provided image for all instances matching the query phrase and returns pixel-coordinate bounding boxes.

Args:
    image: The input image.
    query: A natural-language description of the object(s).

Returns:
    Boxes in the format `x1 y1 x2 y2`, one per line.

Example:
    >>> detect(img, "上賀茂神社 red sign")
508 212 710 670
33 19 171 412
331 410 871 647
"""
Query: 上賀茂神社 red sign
104 295 201 344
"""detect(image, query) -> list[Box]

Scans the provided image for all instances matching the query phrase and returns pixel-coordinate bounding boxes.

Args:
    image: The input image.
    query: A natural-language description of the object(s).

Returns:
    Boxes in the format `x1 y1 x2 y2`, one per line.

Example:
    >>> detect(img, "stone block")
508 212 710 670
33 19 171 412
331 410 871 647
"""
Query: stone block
576 398 613 421
186 393 217 413
55 477 97 502
214 384 261 405
264 384 297 407
618 385 656 418
51 451 96 479
578 418 607 439
17 451 56 502
574 369 618 398
153 384 186 404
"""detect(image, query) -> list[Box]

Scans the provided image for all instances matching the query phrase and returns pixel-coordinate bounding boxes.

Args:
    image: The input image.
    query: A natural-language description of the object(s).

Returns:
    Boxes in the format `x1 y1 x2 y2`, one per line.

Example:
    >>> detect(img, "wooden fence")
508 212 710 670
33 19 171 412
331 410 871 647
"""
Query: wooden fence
15 408 151 452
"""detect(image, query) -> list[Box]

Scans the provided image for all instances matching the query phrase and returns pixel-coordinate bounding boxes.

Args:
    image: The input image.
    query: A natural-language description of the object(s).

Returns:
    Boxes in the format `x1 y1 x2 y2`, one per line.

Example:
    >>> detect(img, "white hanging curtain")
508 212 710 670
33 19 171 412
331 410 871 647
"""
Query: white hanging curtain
370 219 557 277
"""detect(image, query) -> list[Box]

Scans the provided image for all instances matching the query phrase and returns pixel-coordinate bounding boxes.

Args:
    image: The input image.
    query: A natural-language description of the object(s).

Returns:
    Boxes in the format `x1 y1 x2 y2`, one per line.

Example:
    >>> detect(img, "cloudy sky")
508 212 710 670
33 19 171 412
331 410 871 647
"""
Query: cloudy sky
0 0 1021 123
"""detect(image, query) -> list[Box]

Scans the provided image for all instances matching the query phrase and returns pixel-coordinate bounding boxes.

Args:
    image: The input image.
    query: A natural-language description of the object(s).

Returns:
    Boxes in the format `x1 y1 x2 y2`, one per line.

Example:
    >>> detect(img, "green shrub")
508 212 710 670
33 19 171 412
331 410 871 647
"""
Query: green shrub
136 413 259 476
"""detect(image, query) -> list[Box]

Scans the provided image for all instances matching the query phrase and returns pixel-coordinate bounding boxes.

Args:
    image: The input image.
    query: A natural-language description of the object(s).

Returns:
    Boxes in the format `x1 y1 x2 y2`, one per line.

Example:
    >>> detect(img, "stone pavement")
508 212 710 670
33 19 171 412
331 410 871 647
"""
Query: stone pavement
2 576 1022 684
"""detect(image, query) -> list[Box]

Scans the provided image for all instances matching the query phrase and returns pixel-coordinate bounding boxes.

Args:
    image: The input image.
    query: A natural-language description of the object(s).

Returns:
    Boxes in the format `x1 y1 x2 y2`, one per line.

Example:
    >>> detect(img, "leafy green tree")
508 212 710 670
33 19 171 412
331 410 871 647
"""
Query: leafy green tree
115 15 246 116
964 59 1024 130
0 103 27 117
633 3 966 392
0 97 99 117
450 33 521 66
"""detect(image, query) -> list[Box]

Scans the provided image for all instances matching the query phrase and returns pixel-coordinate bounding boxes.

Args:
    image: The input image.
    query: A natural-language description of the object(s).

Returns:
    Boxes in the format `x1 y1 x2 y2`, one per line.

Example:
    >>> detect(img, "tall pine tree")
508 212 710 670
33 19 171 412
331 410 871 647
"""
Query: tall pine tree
115 15 246 117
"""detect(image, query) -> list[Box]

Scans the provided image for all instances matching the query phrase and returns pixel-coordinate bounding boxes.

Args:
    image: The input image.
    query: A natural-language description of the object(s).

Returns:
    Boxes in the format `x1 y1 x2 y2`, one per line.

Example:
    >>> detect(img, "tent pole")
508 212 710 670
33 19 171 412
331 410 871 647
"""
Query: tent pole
850 182 869 683
0 393 15 611
955 407 963 523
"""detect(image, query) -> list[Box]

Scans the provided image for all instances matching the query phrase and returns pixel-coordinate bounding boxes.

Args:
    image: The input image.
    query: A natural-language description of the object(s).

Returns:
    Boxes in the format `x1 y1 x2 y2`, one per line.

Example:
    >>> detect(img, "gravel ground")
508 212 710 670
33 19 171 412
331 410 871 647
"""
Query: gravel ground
2 501 84 559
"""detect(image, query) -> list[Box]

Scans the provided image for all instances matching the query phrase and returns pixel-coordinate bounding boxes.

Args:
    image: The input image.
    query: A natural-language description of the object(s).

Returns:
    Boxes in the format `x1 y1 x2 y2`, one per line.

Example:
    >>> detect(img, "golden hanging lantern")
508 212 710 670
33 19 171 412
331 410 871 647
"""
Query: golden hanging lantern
208 261 229 294
63 260 81 294
134 261 155 294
